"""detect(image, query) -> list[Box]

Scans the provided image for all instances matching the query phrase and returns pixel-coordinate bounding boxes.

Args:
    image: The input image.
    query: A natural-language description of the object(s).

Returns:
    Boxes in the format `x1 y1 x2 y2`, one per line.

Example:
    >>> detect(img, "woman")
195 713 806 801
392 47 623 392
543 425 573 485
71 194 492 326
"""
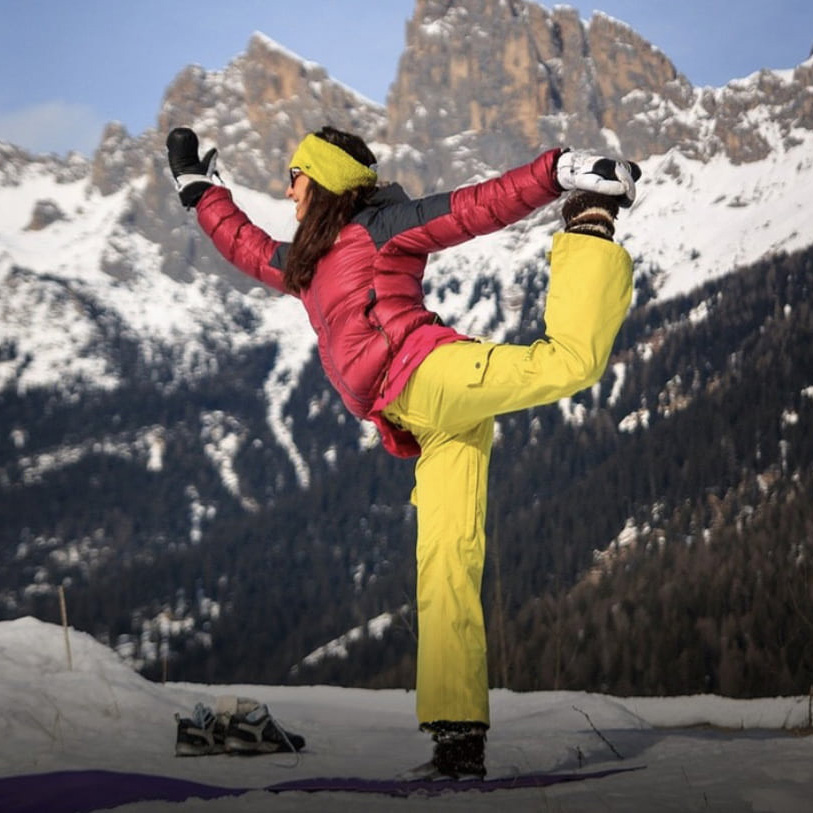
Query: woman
166 125 639 779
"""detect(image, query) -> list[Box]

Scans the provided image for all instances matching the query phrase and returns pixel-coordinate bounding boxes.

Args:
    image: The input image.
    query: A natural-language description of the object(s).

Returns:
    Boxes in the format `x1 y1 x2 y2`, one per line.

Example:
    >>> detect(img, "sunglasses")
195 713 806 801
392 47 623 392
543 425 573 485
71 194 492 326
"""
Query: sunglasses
289 167 304 186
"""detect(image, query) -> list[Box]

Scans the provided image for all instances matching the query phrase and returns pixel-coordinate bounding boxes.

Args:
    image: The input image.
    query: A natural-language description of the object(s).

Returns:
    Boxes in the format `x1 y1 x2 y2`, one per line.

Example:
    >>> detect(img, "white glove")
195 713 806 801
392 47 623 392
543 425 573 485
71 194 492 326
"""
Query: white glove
556 150 641 208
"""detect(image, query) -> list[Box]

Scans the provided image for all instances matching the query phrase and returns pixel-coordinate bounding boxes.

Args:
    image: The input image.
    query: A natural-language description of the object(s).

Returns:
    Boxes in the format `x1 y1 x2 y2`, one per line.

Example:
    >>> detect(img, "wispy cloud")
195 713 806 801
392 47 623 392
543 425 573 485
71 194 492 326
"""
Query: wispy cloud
0 101 106 157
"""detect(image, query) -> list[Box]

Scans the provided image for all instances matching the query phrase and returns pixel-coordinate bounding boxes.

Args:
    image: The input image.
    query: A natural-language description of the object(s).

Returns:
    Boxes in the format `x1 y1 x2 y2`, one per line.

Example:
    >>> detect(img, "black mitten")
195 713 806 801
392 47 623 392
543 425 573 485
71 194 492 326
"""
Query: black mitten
166 127 219 208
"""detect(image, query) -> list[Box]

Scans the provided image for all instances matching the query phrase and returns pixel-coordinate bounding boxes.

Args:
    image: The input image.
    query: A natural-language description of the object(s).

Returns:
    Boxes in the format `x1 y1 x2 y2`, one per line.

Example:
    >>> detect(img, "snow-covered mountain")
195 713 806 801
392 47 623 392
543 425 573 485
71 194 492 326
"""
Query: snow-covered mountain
3 64 812 492
2 0 813 675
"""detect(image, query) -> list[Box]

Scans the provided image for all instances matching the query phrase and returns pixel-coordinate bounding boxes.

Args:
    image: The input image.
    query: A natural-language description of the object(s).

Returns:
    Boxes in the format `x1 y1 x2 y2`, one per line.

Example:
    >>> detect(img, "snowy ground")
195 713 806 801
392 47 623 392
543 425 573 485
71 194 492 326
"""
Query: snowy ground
1 617 811 812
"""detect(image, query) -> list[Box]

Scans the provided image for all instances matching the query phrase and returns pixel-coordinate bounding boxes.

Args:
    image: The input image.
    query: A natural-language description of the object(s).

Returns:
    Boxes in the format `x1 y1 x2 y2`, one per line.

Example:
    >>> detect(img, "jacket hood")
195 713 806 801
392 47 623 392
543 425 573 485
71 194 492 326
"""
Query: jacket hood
367 183 411 208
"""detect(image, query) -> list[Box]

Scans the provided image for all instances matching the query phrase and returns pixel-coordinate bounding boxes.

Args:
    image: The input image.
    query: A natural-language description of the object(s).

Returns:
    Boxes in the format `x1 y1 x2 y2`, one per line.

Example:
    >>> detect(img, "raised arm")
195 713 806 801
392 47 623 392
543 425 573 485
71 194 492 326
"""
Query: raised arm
166 127 290 295
196 187 290 295
378 147 639 256
379 148 563 256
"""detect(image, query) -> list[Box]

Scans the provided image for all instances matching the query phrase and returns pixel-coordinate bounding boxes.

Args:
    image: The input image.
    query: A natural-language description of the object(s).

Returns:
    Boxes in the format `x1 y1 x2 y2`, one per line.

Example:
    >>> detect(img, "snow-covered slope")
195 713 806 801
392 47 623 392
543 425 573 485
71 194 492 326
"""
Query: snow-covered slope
4 119 811 379
0 170 302 393
0 164 318 487
1 617 811 812
625 129 813 301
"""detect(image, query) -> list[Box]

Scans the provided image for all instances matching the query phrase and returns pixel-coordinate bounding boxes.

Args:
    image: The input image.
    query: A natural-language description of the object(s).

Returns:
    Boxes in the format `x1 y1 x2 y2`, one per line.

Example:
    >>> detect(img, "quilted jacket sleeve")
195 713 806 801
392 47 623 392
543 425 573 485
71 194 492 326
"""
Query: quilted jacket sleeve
196 186 291 295
380 148 562 256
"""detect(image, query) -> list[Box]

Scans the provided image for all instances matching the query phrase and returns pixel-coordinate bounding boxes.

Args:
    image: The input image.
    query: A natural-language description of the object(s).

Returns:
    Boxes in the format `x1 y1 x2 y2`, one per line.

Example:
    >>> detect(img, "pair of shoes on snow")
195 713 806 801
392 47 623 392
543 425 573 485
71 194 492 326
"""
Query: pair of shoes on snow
400 721 487 780
175 698 305 756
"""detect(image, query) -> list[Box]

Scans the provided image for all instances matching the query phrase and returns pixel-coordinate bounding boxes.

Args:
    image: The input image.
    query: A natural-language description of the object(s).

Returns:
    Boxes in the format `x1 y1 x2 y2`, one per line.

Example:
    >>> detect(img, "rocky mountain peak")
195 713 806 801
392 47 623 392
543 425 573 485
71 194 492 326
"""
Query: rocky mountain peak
91 121 145 195
586 12 689 121
158 32 386 196
387 1 689 159
110 1 813 199
386 0 811 178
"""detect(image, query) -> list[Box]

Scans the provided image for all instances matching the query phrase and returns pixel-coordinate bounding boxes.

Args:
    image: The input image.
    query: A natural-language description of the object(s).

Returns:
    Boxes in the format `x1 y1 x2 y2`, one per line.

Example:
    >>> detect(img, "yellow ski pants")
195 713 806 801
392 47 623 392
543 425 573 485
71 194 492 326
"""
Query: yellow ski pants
382 233 633 727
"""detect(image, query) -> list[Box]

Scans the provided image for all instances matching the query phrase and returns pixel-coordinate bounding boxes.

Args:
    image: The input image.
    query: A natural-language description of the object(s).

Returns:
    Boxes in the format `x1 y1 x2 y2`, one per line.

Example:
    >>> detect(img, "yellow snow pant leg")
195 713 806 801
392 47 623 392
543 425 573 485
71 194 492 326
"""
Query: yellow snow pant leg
407 418 493 727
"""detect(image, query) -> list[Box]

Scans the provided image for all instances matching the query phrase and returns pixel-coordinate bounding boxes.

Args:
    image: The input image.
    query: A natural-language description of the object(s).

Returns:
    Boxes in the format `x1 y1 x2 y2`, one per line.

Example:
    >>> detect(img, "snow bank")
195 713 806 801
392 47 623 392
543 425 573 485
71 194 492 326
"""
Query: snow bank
1 617 811 811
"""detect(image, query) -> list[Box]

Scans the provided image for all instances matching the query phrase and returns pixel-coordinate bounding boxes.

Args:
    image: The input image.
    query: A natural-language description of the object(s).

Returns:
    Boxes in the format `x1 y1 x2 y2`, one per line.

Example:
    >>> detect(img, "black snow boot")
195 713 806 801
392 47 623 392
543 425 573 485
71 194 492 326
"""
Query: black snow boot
420 721 488 779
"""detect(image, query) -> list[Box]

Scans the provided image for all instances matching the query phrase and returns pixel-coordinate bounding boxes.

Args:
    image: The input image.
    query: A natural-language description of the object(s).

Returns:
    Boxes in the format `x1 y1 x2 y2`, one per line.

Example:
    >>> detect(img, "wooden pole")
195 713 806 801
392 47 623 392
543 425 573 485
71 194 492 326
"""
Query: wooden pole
58 585 73 671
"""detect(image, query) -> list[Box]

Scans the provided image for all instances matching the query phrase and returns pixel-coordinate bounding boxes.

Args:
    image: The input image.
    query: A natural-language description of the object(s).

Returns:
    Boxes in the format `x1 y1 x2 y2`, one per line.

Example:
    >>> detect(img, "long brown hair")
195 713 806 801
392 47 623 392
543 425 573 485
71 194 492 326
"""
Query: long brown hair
284 127 378 293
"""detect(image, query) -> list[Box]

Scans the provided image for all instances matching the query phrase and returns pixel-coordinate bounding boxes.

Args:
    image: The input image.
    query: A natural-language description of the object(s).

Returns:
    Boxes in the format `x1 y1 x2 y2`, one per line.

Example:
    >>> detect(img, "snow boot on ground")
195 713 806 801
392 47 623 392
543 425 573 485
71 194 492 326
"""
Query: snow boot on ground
224 703 305 754
402 721 488 780
175 703 227 756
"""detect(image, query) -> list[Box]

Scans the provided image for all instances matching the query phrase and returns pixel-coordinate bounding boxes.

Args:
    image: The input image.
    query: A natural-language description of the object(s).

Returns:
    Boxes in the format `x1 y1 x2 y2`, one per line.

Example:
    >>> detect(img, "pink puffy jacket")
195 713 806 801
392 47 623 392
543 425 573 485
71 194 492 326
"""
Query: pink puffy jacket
196 148 562 450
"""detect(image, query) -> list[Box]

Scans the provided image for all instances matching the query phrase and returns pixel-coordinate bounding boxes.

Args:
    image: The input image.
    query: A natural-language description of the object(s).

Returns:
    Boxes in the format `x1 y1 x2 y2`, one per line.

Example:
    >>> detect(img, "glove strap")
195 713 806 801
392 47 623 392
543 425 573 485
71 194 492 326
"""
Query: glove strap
174 171 222 193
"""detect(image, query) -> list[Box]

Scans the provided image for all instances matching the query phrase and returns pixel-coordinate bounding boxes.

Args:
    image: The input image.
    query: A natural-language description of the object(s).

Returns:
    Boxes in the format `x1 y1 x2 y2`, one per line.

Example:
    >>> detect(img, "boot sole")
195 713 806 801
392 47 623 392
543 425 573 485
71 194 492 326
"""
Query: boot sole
224 737 284 754
175 742 226 757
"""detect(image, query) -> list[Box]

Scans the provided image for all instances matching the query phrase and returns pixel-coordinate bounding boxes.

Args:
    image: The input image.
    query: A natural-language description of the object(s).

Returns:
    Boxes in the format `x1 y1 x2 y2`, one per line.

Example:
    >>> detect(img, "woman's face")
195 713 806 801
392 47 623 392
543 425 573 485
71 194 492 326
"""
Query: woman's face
286 168 311 222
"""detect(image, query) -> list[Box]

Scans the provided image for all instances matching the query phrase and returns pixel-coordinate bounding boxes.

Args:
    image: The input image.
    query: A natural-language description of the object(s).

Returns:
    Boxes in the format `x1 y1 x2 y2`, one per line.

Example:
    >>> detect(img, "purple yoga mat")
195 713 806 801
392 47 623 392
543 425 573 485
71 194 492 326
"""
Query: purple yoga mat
0 765 644 811
0 770 244 813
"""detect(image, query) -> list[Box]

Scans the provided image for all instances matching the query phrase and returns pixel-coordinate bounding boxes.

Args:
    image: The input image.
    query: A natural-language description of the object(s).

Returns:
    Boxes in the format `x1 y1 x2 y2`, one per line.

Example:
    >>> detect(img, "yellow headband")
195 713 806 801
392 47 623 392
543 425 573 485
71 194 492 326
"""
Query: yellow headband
289 133 377 194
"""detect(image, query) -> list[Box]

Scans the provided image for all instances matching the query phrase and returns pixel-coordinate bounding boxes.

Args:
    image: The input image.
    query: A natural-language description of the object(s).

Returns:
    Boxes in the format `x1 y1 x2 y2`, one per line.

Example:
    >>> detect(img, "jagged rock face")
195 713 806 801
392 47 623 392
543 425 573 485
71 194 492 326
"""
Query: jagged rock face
158 34 387 197
24 199 67 231
386 2 689 160
127 35 386 290
586 13 695 157
61 0 810 286
388 0 553 147
709 65 813 162
3 1 812 205
91 122 148 195
6 0 804 289
387 0 812 174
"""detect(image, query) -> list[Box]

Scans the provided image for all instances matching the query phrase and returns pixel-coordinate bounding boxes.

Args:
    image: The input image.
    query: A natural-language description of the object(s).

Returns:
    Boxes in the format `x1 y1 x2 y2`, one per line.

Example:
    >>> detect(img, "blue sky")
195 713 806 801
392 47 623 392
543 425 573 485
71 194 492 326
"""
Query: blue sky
1 0 811 156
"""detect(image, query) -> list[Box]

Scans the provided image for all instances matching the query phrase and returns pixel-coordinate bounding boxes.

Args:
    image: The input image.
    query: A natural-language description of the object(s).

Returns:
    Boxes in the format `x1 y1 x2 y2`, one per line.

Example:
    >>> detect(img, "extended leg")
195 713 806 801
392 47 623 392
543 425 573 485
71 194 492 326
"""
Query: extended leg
384 233 633 437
